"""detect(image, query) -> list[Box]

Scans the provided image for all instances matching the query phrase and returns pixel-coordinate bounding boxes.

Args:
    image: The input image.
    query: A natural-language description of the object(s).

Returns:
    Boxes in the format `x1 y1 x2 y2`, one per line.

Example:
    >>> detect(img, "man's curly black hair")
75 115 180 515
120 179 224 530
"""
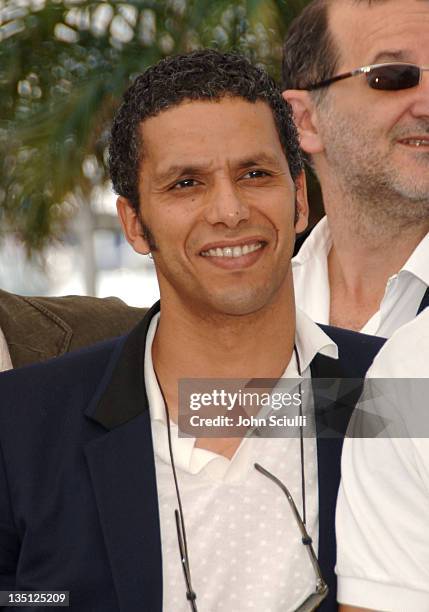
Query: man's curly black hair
109 49 303 211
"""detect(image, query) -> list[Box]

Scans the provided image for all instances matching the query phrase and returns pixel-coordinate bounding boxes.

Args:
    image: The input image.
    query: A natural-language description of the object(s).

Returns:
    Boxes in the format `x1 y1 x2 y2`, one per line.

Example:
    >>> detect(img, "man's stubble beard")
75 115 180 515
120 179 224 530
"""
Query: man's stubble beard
136 212 295 317
316 100 429 232
137 211 158 252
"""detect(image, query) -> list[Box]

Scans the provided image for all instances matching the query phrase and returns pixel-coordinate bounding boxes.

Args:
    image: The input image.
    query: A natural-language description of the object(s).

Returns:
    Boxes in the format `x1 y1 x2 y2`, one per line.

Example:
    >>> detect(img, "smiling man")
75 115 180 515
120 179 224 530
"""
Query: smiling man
0 51 383 611
116 97 301 323
283 0 429 336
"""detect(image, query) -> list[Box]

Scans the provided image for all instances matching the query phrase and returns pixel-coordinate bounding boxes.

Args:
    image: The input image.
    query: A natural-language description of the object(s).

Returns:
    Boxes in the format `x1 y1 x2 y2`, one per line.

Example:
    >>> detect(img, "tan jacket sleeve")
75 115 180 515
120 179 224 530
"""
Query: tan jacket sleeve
0 290 147 368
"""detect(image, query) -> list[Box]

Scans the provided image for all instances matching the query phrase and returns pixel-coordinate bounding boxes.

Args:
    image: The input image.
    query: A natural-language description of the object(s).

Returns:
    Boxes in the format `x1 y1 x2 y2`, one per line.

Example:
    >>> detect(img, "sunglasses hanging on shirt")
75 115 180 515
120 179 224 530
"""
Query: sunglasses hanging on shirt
159 346 328 611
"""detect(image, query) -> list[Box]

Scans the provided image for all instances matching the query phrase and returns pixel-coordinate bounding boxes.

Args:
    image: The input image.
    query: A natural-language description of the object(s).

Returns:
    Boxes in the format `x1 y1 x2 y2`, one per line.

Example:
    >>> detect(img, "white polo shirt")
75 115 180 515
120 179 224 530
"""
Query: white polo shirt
0 327 12 372
336 308 429 611
144 310 338 612
292 217 429 337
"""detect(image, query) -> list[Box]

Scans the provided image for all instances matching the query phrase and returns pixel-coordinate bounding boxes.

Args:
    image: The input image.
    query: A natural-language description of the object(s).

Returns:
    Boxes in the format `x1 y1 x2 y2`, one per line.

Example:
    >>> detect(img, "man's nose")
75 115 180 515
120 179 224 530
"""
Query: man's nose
409 69 429 118
204 179 250 228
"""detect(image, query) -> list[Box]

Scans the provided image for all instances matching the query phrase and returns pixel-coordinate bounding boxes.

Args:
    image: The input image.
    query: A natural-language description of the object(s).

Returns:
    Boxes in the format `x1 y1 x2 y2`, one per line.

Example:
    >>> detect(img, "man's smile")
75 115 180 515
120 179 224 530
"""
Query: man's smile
397 136 429 149
200 239 265 258
198 237 268 269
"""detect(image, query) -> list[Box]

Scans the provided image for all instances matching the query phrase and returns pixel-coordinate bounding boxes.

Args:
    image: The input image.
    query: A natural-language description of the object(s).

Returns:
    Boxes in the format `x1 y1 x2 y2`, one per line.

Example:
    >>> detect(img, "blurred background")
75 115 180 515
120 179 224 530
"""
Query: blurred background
0 0 318 307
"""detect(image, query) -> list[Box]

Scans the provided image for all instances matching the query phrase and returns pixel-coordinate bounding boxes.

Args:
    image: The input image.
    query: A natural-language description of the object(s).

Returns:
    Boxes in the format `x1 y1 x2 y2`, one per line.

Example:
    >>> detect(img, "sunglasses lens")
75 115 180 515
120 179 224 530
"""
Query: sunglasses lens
367 64 420 90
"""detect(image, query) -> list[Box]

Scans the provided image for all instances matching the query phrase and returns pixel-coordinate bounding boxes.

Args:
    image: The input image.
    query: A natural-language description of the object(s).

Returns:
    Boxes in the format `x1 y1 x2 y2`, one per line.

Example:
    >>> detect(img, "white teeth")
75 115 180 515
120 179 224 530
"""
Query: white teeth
402 139 429 146
201 242 263 258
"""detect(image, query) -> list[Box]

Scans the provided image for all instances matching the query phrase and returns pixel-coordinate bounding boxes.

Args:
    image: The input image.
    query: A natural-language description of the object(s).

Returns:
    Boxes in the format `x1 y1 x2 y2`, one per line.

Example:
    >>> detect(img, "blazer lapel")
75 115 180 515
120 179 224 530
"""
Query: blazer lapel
84 302 163 612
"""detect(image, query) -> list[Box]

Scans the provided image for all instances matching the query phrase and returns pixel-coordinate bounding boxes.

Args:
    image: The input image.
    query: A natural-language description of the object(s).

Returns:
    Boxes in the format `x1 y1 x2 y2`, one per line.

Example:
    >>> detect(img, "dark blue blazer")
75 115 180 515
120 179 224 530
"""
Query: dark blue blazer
0 303 384 612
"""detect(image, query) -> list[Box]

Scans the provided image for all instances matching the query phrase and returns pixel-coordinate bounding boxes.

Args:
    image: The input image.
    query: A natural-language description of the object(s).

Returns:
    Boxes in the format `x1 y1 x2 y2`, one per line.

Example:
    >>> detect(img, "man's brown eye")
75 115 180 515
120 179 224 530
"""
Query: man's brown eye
173 179 198 189
244 170 269 179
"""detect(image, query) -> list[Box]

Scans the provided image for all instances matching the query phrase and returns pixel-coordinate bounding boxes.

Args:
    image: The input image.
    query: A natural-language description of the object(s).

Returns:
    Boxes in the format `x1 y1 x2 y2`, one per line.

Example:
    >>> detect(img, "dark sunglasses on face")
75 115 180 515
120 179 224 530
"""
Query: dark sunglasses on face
305 62 429 91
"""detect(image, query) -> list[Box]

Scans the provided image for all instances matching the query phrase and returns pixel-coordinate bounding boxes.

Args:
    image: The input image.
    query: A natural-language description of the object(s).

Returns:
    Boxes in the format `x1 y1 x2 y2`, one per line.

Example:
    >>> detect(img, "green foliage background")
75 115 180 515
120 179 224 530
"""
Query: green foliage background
0 0 310 251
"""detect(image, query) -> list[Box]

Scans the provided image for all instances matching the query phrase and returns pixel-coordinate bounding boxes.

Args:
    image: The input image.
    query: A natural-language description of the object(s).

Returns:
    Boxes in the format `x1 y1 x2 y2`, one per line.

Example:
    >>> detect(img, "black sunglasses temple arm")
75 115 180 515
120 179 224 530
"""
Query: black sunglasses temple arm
305 67 365 90
175 509 198 612
303 69 354 91
254 463 327 593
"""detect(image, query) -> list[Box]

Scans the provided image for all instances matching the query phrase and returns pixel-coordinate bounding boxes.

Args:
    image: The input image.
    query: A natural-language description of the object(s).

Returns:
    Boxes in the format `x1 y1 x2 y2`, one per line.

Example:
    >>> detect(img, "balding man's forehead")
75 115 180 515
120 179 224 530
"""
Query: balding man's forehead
327 0 429 69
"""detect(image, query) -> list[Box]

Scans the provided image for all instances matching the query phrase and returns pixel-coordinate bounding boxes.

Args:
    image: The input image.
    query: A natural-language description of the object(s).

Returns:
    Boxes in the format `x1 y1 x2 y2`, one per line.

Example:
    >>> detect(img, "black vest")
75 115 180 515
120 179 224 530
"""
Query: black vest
310 326 385 612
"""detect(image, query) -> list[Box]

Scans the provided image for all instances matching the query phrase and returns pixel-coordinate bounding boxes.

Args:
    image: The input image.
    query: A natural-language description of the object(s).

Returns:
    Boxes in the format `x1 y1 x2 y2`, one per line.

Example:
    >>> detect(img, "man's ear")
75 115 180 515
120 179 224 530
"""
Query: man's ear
283 89 324 155
294 171 309 234
116 196 151 255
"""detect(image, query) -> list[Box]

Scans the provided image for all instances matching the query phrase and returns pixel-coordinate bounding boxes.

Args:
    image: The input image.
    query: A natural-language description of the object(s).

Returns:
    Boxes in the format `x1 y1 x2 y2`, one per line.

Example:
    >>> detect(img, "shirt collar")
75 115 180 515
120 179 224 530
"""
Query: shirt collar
294 307 338 370
293 216 331 266
294 217 429 286
398 231 429 285
144 310 337 413
144 312 164 423
144 313 220 473
144 308 337 474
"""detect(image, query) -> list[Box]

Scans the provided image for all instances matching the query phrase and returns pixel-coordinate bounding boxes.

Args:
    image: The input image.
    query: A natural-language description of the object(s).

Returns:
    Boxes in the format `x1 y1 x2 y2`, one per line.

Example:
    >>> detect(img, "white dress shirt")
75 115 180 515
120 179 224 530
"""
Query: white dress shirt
0 327 12 372
144 310 337 611
336 309 429 611
293 217 429 337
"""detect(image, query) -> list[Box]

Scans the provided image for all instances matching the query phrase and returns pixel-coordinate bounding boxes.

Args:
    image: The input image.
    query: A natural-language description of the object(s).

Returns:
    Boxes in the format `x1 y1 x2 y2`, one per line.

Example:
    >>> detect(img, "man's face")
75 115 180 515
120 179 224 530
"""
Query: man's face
118 97 307 316
315 0 429 208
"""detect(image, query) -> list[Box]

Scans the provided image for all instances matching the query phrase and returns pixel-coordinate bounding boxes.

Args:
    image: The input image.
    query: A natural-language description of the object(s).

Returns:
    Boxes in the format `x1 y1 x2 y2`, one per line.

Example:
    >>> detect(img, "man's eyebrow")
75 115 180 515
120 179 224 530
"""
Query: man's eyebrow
370 50 409 64
154 153 282 183
235 153 282 169
154 163 212 183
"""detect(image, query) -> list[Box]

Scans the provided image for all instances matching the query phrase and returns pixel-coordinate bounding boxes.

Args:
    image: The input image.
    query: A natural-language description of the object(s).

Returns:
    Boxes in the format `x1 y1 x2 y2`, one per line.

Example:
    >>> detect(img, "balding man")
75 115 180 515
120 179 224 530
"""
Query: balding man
283 0 429 336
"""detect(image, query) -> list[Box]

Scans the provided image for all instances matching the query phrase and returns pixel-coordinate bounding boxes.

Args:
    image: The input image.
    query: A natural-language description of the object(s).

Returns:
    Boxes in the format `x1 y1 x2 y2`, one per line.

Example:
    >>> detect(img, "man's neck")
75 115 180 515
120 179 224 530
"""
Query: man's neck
323 186 429 330
151 291 296 457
